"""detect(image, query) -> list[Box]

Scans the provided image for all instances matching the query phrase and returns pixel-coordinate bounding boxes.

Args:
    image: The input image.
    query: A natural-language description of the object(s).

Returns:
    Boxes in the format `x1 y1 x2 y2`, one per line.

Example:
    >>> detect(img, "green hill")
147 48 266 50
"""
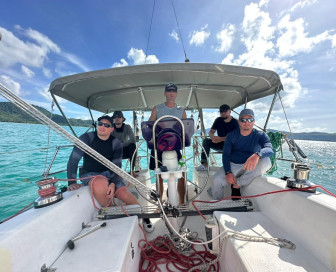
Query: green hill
0 102 92 127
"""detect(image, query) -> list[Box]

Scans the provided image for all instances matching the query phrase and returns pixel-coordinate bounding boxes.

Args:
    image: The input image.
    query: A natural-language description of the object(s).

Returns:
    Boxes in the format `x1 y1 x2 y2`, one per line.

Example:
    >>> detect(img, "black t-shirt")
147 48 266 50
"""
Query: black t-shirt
83 135 114 173
211 117 239 137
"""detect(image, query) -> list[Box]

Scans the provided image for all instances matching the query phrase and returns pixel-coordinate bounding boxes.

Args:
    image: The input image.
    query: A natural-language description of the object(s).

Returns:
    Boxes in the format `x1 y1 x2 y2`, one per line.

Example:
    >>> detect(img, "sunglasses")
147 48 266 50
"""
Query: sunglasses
165 89 177 93
113 116 123 118
240 118 254 123
97 121 112 128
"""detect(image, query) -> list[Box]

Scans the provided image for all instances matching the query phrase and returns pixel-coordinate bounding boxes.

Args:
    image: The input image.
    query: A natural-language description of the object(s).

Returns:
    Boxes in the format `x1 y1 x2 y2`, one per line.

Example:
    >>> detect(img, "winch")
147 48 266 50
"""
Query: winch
287 163 316 193
34 177 63 208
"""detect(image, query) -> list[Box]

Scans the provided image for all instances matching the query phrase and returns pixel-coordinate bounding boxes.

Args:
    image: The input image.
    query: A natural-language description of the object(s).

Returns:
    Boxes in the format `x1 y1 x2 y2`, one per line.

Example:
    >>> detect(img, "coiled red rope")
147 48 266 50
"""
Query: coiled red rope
138 235 219 272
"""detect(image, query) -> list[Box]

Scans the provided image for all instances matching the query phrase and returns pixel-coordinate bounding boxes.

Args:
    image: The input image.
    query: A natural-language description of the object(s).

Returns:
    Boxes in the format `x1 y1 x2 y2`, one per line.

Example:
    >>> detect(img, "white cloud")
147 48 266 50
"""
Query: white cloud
112 58 128 68
61 52 89 72
0 75 22 96
241 2 275 53
21 65 35 78
42 67 52 78
127 48 159 65
221 2 306 117
215 24 235 53
15 25 60 54
112 48 159 67
0 26 88 79
277 15 332 57
189 25 210 46
288 0 318 13
38 86 54 102
169 30 179 42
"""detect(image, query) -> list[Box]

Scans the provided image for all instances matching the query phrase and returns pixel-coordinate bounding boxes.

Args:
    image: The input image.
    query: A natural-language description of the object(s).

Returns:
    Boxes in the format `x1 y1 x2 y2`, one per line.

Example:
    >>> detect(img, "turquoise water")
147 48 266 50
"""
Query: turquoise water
0 122 335 222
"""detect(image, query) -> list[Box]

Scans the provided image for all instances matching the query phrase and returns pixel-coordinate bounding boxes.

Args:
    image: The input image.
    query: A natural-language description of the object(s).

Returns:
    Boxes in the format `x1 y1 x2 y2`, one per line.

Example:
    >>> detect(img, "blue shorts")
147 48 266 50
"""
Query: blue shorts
80 170 126 190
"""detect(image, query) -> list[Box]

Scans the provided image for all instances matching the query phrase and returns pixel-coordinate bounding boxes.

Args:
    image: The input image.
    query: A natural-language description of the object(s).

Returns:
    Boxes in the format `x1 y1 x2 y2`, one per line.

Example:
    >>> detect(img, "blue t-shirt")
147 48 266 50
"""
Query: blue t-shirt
223 128 274 173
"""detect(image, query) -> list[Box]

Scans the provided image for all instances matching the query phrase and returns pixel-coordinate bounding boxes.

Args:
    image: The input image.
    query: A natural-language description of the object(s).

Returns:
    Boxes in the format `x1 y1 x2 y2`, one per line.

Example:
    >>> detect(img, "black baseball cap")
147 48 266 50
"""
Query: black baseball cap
219 104 230 112
165 83 178 92
97 115 113 124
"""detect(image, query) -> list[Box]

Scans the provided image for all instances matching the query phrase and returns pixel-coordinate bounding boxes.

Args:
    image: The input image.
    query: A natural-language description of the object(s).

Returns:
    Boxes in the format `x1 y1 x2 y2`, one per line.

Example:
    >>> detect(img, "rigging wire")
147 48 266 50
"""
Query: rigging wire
144 0 156 64
43 101 54 177
170 0 190 62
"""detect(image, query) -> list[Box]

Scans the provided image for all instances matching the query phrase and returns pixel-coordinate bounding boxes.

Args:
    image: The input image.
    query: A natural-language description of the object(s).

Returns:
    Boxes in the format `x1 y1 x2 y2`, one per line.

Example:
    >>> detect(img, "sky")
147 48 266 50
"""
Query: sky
0 0 336 133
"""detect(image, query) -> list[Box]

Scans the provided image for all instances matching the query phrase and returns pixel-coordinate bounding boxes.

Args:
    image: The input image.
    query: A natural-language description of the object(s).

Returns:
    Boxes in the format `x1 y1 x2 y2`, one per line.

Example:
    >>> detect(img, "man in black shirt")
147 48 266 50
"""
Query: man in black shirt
67 115 154 232
197 104 239 170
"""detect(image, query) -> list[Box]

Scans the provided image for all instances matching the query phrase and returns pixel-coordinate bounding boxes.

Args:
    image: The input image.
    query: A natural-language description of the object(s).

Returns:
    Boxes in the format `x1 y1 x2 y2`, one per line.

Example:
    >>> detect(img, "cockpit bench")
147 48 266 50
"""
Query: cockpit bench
214 211 330 272
51 216 140 272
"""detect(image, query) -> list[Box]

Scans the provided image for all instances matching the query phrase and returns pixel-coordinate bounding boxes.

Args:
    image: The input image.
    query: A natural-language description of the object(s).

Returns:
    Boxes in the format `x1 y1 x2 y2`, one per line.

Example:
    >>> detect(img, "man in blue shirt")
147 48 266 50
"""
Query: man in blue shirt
212 109 274 200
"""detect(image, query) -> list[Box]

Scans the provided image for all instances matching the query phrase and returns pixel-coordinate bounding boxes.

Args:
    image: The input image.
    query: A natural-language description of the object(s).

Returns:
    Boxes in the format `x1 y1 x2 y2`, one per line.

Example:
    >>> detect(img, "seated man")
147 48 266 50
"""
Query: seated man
111 111 137 173
67 115 154 232
212 109 273 200
197 104 238 170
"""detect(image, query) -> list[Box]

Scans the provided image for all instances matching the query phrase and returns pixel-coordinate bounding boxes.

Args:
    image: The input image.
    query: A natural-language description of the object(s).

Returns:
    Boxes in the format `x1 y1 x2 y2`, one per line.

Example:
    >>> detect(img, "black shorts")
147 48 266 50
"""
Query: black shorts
149 149 182 170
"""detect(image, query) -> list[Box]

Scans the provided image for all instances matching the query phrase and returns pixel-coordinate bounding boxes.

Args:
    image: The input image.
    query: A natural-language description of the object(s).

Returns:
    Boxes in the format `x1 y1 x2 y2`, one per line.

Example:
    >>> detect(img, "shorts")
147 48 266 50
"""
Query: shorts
80 170 126 190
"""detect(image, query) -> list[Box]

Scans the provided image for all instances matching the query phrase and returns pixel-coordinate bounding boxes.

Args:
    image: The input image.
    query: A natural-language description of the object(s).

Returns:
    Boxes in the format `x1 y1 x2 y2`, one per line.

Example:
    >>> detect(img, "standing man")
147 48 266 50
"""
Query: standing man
67 115 154 232
111 111 137 173
212 109 273 200
197 104 239 170
148 83 187 205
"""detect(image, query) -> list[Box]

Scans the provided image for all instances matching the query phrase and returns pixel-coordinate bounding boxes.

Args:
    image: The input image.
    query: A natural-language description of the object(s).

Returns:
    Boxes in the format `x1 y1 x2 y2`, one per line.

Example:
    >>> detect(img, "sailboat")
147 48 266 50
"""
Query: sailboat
1 62 335 272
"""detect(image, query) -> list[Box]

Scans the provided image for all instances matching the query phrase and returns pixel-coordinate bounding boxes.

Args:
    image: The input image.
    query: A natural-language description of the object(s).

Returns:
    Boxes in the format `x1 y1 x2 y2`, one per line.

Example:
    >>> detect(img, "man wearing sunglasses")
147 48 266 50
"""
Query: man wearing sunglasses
67 115 154 232
197 104 239 171
212 109 274 200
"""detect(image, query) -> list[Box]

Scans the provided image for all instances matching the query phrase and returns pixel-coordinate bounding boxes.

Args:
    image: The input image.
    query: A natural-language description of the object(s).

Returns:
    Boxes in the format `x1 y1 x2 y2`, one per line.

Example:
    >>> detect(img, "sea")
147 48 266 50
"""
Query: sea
0 122 335 222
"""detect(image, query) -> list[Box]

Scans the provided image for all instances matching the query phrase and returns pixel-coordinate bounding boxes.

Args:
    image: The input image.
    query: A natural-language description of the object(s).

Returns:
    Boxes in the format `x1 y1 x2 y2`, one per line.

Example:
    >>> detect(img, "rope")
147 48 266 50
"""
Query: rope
139 235 219 272
144 0 156 64
267 131 283 174
170 0 189 62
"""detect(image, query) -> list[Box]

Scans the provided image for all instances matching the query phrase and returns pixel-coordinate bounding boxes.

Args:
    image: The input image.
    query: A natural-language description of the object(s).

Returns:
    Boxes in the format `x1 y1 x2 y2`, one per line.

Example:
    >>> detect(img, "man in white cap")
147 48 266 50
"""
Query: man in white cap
212 109 274 200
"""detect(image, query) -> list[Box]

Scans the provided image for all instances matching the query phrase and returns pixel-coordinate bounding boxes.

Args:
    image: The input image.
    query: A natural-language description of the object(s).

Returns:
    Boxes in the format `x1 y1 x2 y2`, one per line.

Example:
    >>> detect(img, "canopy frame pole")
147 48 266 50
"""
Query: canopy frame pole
263 86 281 131
50 92 78 137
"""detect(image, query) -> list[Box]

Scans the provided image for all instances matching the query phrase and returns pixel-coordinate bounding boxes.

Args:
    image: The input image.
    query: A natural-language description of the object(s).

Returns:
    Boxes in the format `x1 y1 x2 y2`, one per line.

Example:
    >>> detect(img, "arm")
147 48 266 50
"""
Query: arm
258 133 274 158
182 110 187 119
107 138 123 181
243 132 274 171
148 106 157 121
209 129 225 143
222 135 236 184
67 133 89 187
121 125 136 147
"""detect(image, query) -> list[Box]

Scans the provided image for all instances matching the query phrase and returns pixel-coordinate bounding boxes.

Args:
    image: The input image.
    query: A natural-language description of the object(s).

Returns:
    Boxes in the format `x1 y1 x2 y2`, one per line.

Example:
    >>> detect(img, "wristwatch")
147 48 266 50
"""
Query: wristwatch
225 171 232 175
255 152 261 158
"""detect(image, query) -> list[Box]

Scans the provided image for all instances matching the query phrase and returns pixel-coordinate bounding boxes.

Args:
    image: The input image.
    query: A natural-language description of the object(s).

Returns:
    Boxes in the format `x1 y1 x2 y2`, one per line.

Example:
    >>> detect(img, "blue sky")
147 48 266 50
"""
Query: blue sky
0 0 335 133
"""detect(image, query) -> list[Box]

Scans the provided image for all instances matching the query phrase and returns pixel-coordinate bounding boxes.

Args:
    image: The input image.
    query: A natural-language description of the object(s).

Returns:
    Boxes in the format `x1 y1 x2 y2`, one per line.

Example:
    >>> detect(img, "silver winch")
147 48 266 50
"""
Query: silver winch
34 177 63 208
286 163 316 193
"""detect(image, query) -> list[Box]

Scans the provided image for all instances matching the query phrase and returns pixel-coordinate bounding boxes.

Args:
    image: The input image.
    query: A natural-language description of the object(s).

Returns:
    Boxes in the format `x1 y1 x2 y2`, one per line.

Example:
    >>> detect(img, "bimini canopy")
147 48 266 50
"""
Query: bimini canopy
49 63 283 113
